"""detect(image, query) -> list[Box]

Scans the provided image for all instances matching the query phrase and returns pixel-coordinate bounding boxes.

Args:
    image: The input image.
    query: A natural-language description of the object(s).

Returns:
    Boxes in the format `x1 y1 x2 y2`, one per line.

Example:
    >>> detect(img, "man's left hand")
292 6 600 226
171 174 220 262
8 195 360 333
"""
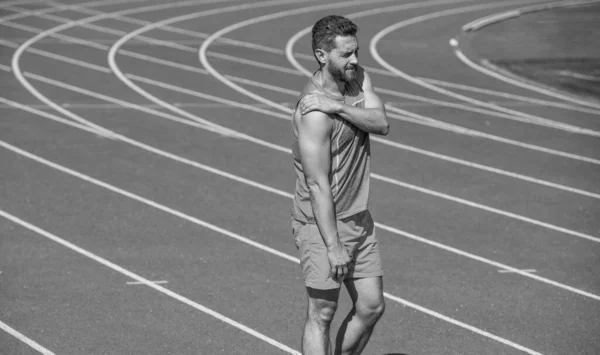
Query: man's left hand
299 93 342 115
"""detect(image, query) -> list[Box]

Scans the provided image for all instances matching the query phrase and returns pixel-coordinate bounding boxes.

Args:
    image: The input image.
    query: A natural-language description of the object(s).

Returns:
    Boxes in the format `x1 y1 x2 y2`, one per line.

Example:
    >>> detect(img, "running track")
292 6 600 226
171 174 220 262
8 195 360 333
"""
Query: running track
1 0 599 354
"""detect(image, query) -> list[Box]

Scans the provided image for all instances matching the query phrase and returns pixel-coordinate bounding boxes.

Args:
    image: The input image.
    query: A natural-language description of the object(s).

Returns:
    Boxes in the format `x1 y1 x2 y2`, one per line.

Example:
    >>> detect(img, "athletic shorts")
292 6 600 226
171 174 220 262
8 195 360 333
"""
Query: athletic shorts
292 210 383 290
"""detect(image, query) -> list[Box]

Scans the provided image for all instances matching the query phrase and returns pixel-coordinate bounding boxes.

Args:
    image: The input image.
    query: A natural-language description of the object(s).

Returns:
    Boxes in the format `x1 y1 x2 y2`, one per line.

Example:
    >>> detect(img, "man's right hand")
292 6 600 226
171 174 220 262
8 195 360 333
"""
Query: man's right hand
327 242 353 282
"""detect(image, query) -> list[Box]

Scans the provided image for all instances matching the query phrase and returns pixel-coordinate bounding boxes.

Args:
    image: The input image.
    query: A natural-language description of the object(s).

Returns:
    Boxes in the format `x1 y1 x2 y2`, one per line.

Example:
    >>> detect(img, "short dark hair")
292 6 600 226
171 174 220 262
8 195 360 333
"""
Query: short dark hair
312 15 358 64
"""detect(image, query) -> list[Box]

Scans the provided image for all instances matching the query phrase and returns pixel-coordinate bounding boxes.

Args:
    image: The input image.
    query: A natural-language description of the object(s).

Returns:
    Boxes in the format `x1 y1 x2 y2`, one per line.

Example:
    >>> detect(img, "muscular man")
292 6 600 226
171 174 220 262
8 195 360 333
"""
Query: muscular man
291 15 389 355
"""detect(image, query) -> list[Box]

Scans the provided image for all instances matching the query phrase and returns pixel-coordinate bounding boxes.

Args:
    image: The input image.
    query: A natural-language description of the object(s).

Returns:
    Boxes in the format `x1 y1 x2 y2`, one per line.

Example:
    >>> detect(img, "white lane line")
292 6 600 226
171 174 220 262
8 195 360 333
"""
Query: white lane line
419 77 600 115
452 38 600 110
283 1 600 119
285 0 474 78
199 0 401 113
0 208 300 355
0 0 154 24
5 8 599 166
126 280 168 285
458 0 600 109
6 48 600 241
0 140 544 355
18 3 600 206
12 0 594 118
49 0 590 117
4 93 600 305
9 0 245 136
0 319 56 355
499 269 537 273
4 41 599 201
194 1 600 164
0 38 112 73
368 1 600 137
6 35 600 238
5 0 600 292
106 0 312 135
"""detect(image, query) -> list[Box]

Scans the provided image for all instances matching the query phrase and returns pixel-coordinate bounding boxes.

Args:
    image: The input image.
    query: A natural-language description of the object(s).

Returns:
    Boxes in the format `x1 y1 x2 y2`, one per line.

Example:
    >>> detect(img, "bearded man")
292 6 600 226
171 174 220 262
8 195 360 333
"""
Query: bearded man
291 15 390 355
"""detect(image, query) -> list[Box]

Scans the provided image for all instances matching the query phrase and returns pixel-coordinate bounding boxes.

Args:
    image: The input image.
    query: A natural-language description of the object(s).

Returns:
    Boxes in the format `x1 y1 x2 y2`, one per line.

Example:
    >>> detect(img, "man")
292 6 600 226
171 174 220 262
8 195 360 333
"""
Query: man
291 15 389 355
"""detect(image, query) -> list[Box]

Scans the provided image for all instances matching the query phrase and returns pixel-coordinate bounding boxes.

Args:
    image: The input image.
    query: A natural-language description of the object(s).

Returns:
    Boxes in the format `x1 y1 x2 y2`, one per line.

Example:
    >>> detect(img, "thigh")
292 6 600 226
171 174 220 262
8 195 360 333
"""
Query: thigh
293 219 342 290
339 210 383 279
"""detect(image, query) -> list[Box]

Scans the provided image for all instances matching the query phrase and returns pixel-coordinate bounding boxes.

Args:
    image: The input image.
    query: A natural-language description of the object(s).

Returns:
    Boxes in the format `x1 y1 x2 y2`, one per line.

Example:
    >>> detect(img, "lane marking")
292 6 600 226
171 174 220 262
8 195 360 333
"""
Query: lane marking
3 94 600 305
368 1 600 136
0 139 546 355
12 2 600 202
195 1 600 164
457 0 600 108
106 0 314 135
126 280 168 285
9 0 246 137
0 208 300 355
4 39 600 240
420 78 600 115
5 7 600 166
0 319 55 355
499 269 537 273
48 0 599 117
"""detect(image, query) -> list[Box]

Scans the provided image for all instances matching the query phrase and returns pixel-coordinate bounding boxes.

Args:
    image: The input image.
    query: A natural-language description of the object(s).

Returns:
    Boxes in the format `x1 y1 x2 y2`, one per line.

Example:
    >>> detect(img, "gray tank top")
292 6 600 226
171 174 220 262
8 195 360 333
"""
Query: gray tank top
291 74 370 223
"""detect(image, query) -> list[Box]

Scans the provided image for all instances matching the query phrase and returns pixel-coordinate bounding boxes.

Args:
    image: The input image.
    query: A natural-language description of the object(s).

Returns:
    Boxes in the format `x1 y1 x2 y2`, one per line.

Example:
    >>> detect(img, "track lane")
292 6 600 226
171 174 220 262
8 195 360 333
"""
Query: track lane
2 1 596 354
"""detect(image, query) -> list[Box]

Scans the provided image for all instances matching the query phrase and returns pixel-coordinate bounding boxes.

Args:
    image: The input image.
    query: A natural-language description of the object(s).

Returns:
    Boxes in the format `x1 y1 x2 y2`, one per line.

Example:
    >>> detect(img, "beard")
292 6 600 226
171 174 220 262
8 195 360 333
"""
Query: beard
327 61 357 83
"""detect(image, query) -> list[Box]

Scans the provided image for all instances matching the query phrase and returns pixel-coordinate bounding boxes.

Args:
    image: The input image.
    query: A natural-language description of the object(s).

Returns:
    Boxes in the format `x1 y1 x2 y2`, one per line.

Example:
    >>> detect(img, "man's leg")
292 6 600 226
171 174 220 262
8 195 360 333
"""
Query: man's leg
302 287 341 355
334 276 385 355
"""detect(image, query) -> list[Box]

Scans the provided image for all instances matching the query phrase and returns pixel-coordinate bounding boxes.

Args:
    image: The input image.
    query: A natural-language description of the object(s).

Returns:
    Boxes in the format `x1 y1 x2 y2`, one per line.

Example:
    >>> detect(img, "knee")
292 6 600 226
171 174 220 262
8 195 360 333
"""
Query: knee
308 299 338 326
356 297 385 322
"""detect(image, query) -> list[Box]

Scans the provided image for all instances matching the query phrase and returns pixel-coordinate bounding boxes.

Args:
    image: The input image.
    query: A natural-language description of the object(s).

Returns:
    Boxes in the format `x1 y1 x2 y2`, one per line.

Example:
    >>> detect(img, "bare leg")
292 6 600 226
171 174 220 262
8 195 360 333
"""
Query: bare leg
334 277 385 355
302 287 341 355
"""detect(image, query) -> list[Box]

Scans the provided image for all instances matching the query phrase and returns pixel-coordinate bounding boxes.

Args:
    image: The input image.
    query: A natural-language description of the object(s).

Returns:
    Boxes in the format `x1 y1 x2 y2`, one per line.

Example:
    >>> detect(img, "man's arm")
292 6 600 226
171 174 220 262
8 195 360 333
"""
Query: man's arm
298 70 389 135
297 110 352 282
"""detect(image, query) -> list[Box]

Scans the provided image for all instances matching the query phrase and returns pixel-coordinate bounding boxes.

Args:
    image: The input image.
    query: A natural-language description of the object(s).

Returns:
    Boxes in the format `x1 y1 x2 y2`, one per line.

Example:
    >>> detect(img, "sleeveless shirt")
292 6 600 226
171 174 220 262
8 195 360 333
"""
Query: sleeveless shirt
291 74 371 223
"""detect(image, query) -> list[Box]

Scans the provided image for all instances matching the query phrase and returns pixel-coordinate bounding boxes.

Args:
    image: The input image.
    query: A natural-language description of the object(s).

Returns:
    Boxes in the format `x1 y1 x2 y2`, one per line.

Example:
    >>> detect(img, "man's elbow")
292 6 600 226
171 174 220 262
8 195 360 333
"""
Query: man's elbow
375 117 389 135
379 122 390 136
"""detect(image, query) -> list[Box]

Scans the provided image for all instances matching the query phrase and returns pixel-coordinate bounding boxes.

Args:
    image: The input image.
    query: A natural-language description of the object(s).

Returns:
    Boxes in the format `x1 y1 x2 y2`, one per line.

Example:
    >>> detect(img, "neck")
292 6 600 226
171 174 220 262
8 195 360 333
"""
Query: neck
316 68 346 96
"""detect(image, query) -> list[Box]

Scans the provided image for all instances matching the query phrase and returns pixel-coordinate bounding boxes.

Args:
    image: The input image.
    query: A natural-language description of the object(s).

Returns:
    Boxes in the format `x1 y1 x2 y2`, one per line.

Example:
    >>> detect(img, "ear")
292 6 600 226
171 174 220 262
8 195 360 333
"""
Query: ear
314 48 328 65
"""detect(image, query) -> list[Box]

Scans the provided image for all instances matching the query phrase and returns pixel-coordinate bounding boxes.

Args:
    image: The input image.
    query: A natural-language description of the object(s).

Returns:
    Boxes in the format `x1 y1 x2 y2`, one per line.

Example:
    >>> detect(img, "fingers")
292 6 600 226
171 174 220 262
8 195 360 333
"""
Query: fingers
330 265 349 282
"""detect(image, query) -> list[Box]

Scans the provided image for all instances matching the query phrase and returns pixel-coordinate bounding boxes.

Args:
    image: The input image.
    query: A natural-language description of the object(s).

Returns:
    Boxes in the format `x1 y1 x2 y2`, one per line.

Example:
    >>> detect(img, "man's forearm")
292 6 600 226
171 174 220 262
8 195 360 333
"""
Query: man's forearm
337 105 389 135
307 183 340 249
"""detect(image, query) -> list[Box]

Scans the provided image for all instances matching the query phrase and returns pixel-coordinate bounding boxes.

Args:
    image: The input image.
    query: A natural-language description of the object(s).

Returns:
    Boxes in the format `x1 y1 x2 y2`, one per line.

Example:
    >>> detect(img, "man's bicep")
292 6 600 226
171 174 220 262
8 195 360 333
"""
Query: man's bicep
297 111 332 185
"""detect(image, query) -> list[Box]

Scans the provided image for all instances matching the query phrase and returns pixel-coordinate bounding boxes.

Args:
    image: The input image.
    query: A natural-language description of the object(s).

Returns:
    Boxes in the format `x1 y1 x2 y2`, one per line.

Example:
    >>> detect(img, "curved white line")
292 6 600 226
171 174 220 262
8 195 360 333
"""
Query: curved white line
284 0 474 76
106 0 313 137
5 0 600 310
454 1 600 109
6 0 598 298
285 1 600 117
0 0 153 23
368 1 600 136
4 36 599 203
204 1 600 165
462 0 600 32
11 1 600 166
4 10 599 202
10 0 234 137
0 3 567 353
420 77 600 115
199 0 400 113
5 11 600 191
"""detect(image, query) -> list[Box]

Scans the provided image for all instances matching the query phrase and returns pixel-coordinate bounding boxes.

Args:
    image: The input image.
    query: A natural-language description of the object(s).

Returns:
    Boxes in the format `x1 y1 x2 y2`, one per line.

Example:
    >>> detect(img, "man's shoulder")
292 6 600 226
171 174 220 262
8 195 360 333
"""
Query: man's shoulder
299 74 323 97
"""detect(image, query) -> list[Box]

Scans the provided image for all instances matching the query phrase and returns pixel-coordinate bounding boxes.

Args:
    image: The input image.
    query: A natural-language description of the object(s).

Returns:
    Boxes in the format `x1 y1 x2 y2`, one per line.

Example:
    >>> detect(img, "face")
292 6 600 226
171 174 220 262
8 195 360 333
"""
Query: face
323 35 359 83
